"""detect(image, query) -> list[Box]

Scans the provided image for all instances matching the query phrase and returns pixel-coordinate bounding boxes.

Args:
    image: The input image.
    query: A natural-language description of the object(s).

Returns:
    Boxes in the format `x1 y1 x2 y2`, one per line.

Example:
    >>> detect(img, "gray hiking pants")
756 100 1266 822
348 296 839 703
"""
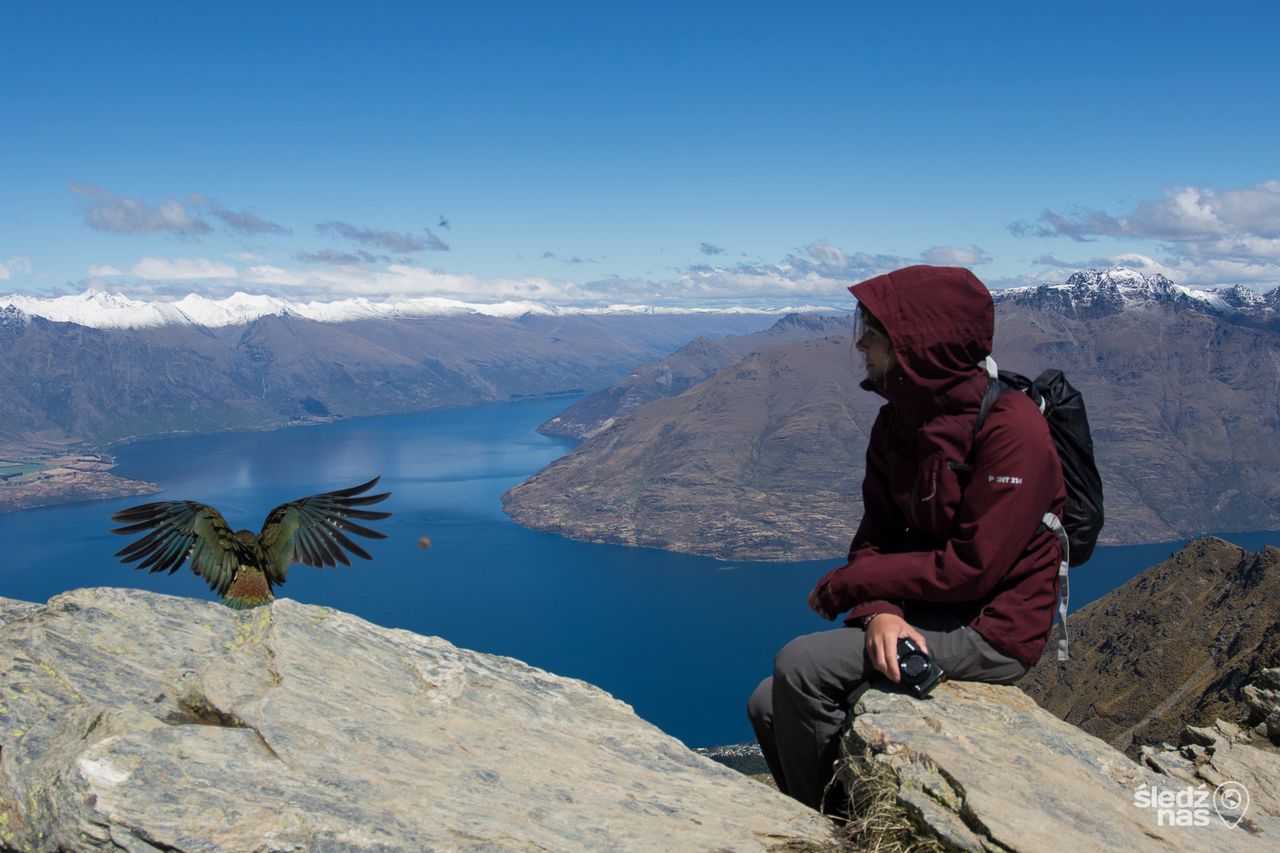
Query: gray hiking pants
746 608 1028 811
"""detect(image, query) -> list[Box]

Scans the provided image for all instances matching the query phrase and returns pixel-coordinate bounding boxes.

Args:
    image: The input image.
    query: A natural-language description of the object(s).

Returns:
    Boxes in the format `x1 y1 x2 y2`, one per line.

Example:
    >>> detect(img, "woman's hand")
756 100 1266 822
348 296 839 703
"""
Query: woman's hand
865 614 929 683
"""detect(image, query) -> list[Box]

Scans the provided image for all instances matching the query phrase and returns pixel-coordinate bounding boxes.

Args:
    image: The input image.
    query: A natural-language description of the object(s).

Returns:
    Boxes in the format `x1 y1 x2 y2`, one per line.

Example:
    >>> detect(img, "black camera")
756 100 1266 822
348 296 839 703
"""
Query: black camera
897 637 945 697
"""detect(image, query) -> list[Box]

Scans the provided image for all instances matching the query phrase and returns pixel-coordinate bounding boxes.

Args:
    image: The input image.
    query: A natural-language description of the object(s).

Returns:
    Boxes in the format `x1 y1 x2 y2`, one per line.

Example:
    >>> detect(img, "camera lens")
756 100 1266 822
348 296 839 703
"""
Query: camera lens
900 654 928 680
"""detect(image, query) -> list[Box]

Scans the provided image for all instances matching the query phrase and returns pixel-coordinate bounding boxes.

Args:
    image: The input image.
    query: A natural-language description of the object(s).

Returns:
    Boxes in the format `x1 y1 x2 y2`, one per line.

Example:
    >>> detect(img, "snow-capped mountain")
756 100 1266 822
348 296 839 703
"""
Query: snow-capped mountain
0 289 835 331
7 270 1271 331
0 304 25 337
994 268 1279 320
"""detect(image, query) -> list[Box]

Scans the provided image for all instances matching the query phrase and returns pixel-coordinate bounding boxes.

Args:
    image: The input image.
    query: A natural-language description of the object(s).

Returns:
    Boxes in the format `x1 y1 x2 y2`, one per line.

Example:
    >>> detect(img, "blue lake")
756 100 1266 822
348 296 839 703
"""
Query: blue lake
2 396 1277 747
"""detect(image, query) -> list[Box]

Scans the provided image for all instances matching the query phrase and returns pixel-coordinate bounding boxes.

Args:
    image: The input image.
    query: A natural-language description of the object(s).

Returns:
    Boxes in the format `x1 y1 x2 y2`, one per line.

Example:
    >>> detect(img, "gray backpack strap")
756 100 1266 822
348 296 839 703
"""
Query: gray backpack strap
1042 512 1070 661
974 356 1002 436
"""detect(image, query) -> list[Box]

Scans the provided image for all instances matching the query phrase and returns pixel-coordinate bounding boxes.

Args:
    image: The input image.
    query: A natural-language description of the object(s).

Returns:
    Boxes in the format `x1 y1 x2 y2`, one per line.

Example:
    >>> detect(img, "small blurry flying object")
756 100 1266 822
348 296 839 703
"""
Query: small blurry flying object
110 477 391 609
418 536 433 549
437 215 450 229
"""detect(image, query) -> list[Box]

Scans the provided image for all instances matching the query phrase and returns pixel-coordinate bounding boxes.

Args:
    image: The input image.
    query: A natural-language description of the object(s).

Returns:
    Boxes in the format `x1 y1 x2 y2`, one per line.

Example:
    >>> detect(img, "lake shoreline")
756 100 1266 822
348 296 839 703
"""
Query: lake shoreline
3 402 1273 560
5 397 1280 748
0 392 591 516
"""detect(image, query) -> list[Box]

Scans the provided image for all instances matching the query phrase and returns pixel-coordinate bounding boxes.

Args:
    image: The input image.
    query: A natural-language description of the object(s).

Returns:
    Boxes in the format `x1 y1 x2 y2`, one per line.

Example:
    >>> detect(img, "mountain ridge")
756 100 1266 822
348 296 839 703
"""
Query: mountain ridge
0 309 777 510
0 288 841 330
504 270 1280 558
1021 537 1280 756
996 268 1280 320
538 312 858 440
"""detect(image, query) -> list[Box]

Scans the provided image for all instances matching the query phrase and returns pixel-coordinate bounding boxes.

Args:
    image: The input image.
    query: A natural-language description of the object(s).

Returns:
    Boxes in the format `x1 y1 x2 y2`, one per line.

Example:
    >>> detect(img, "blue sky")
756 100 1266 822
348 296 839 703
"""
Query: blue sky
2 1 1278 305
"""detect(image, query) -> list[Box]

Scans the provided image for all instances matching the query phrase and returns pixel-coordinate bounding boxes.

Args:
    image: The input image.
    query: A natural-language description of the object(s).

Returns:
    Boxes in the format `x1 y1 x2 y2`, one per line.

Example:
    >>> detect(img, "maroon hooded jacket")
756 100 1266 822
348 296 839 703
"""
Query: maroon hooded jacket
813 265 1066 667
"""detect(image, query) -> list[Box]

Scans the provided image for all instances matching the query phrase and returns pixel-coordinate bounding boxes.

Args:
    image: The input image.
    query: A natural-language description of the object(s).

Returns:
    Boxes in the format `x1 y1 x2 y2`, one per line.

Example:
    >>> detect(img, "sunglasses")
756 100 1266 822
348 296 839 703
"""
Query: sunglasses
853 308 887 345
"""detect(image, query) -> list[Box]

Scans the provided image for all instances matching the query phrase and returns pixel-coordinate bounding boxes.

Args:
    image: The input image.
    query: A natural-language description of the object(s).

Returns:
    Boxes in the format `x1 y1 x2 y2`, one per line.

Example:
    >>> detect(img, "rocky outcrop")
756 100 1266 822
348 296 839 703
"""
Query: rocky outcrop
1021 539 1280 755
1141 718 1280 821
836 680 1278 851
0 588 830 851
1136 668 1280 821
1243 668 1280 740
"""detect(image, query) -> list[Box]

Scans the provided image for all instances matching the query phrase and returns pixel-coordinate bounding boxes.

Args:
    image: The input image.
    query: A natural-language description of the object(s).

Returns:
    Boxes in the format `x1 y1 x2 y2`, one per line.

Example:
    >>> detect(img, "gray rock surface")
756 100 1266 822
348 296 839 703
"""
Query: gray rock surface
837 680 1279 852
1138 670 1280 824
1243 668 1280 740
1141 734 1280 820
0 588 830 851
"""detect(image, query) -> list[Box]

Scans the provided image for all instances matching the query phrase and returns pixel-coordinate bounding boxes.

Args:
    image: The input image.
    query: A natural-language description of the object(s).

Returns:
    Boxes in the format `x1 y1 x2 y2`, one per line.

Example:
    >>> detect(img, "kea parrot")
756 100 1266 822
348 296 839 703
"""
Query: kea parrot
110 477 391 609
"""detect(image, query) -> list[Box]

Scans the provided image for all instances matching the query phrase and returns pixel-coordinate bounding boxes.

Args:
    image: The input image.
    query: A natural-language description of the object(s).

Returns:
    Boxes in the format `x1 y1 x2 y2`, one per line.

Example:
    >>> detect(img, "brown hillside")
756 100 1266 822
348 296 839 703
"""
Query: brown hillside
504 300 1280 560
1021 538 1280 755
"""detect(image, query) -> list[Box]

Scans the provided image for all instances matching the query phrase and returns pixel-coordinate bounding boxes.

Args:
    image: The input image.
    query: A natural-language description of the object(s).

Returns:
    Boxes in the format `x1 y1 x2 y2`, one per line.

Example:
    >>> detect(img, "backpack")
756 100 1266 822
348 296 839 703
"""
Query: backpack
973 362 1105 660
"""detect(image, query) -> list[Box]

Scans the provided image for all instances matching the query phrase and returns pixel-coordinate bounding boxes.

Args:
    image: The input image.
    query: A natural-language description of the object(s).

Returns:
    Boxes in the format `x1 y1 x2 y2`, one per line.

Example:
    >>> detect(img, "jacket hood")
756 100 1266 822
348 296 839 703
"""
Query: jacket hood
849 265 994 417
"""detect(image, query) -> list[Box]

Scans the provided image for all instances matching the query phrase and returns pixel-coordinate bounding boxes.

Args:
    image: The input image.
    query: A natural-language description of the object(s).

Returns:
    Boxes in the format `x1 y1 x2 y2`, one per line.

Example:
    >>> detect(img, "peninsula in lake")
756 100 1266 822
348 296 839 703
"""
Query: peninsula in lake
504 269 1280 559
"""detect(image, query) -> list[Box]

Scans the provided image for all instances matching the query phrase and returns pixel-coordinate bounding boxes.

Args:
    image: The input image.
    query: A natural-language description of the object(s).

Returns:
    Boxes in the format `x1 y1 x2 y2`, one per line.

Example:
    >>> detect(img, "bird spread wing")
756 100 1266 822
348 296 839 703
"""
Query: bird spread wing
258 476 391 584
110 501 247 596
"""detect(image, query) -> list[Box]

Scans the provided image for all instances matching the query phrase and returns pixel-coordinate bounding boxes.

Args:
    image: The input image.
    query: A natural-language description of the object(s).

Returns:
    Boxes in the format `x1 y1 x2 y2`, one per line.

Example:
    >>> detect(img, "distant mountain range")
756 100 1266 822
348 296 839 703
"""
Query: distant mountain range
0 288 838 330
0 302 779 460
998 268 1280 320
503 269 1280 559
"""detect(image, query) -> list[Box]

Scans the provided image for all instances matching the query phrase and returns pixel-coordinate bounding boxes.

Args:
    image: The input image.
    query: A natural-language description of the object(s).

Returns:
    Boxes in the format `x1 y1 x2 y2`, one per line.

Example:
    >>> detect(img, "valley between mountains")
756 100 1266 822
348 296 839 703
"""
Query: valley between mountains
0 302 777 511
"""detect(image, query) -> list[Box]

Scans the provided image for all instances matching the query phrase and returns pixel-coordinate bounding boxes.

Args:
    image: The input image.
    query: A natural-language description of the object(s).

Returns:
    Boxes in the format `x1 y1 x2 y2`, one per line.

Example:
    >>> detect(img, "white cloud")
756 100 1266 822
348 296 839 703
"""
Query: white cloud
131 257 238 281
87 264 123 277
231 261 572 301
1113 253 1280 288
923 245 991 266
0 256 32 280
1178 234 1280 260
242 265 310 286
805 241 849 267
1021 251 1280 289
70 182 210 236
217 241 936 305
228 251 267 262
58 240 1027 306
316 221 449 253
1009 180 1280 288
69 183 291 238
1011 181 1280 243
188 193 289 236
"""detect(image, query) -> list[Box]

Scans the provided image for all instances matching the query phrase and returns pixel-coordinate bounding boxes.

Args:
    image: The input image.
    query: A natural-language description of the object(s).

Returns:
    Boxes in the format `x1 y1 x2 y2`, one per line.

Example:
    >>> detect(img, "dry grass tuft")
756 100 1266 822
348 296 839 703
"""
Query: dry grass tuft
822 746 946 853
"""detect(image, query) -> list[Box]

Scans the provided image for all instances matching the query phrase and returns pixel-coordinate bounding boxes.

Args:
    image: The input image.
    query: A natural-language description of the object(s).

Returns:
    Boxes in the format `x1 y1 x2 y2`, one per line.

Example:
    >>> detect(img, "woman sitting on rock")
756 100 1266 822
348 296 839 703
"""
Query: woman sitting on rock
747 265 1066 811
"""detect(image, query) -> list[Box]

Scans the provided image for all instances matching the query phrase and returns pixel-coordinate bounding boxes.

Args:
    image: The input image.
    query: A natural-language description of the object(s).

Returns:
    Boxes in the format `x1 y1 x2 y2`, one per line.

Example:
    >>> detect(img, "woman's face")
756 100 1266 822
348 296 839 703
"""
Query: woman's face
855 320 894 382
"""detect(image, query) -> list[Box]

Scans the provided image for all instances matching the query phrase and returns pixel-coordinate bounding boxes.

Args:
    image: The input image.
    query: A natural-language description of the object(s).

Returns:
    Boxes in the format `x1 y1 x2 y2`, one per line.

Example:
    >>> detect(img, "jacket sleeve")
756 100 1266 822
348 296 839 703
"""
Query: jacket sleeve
813 409 906 619
819 399 1061 607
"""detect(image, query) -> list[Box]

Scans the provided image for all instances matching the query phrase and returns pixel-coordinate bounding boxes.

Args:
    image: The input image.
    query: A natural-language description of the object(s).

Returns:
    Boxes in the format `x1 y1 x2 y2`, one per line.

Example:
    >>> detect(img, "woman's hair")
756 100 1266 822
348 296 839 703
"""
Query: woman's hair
855 304 887 339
